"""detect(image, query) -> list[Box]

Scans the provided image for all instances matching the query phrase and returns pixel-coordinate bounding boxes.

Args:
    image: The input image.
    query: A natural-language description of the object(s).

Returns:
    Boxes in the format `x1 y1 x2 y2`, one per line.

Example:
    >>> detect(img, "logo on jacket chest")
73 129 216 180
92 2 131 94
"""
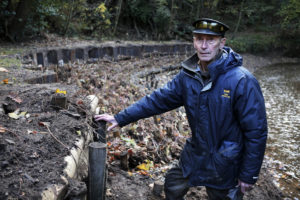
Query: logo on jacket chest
221 89 231 98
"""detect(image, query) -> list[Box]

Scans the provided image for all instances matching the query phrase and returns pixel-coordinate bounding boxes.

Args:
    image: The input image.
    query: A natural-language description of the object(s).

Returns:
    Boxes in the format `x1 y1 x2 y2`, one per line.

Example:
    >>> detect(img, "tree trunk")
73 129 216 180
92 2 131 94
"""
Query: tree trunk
113 0 123 36
148 19 155 39
196 0 204 19
133 18 141 38
196 0 201 19
232 0 244 39
63 0 75 36
168 0 175 38
2 0 13 38
6 0 36 41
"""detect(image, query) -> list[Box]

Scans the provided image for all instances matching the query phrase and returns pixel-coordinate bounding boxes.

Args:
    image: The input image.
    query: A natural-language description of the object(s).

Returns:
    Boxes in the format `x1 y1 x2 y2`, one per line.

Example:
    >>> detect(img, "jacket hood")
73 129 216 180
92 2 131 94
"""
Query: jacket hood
181 46 243 81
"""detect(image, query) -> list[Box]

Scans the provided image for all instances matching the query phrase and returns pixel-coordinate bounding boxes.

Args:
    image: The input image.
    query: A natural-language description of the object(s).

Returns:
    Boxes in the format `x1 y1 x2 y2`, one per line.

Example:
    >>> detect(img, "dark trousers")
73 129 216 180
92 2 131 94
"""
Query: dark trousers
164 162 244 200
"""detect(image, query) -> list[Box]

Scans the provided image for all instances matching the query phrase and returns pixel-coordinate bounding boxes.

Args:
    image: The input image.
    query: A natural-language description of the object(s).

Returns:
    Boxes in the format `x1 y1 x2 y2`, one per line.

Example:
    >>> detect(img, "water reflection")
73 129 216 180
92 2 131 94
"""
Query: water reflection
254 64 300 199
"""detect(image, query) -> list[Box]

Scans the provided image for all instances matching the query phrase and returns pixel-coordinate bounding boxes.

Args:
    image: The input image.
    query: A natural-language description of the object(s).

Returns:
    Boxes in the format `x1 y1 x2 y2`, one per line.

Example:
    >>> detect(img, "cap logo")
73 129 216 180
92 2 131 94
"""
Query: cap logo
193 18 229 36
195 20 224 33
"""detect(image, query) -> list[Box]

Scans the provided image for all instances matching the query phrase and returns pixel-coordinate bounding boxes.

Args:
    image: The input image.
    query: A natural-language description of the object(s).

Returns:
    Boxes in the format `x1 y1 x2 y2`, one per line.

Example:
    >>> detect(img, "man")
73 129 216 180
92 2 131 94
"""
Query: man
95 18 268 200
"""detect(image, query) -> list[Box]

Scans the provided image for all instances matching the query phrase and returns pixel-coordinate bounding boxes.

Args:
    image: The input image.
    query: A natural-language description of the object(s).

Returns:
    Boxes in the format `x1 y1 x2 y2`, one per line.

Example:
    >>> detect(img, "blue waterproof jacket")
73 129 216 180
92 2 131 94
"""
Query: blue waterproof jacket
115 47 268 189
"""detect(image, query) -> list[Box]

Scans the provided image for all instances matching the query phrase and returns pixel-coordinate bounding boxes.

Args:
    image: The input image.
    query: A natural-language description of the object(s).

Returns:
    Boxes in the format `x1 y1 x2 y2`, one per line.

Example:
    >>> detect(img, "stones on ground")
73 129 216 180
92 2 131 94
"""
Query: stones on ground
1 161 9 169
0 107 4 115
24 172 39 184
0 67 9 72
5 139 15 145
3 96 19 114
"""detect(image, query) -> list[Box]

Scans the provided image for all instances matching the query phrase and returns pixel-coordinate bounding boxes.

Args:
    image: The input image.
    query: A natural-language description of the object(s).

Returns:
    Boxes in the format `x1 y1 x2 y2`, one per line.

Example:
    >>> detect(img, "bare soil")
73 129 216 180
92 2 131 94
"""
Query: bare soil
0 83 92 199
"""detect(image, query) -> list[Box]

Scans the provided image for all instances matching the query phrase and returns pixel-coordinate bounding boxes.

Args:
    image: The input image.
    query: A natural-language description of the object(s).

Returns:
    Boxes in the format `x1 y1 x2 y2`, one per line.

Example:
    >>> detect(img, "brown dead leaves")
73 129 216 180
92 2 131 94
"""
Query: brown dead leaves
0 125 6 133
51 55 190 176
8 95 22 104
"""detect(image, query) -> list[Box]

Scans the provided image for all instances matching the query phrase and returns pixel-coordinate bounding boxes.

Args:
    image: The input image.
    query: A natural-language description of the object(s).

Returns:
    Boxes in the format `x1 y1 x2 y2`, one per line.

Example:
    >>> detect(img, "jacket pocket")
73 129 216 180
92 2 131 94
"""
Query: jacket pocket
213 141 242 180
190 154 220 184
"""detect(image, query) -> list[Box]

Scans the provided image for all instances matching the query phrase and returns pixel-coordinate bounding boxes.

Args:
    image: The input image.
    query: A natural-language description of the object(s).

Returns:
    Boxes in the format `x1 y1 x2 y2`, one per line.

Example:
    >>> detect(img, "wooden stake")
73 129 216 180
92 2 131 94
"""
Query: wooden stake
88 142 107 200
120 151 128 171
153 180 164 197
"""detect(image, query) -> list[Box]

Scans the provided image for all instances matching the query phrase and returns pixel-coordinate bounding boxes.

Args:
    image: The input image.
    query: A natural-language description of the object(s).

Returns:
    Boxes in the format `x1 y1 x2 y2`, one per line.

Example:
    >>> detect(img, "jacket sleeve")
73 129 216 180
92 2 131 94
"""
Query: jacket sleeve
233 74 268 184
114 71 184 127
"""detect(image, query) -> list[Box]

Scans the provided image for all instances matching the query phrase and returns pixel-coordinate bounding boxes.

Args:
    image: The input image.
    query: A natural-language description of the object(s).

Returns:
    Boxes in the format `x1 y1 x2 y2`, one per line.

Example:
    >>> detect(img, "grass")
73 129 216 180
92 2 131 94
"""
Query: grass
0 46 25 55
0 57 22 68
0 46 24 68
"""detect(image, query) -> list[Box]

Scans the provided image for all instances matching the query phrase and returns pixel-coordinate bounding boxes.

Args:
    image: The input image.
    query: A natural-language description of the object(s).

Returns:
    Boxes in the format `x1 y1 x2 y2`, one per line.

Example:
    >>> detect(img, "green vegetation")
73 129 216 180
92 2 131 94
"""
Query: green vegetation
227 33 277 54
0 46 23 68
0 56 21 68
0 46 25 56
0 0 299 56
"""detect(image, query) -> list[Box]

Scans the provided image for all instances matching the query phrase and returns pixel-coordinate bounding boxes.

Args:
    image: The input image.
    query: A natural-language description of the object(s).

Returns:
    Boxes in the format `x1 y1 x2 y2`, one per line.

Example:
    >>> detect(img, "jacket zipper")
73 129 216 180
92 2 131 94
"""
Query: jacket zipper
182 70 212 151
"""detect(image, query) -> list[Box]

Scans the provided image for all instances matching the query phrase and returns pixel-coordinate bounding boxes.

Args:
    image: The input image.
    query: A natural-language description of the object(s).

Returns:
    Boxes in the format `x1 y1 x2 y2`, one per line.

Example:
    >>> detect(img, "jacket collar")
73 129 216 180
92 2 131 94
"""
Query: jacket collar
181 50 223 73
181 47 243 81
181 53 200 73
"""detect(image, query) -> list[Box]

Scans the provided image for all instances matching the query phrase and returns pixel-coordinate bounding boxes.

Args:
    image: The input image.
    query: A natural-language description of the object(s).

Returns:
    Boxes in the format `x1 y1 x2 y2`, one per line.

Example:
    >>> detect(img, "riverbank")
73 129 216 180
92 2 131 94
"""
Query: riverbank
0 40 299 199
242 53 300 73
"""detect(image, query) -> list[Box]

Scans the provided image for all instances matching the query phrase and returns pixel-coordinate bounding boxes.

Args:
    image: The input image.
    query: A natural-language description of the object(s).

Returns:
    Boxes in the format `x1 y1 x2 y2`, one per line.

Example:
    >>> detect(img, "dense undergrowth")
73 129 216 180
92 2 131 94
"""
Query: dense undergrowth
228 34 299 57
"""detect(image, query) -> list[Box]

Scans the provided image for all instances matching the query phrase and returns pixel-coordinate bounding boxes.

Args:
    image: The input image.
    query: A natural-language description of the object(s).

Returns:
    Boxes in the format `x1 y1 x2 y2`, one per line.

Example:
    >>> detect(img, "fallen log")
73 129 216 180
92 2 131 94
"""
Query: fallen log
138 64 181 78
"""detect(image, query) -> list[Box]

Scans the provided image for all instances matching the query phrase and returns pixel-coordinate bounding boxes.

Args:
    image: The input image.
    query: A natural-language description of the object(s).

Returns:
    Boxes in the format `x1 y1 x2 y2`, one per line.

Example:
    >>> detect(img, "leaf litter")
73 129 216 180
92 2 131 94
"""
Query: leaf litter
0 52 285 199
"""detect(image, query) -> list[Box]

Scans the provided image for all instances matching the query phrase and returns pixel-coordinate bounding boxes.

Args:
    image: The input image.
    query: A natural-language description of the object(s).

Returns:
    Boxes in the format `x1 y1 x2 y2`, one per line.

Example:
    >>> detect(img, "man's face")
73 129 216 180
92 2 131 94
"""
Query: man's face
193 34 226 65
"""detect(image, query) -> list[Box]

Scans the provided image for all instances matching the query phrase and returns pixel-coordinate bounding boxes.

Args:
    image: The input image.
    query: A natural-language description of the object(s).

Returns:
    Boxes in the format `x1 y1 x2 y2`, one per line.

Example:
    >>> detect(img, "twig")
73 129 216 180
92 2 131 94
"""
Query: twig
45 125 81 173
5 128 20 140
45 125 69 150
18 178 23 196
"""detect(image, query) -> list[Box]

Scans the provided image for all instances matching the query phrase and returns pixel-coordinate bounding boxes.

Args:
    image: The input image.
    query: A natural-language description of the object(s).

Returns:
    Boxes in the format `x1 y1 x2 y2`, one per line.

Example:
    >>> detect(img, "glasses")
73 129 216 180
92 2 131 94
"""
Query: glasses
194 21 225 33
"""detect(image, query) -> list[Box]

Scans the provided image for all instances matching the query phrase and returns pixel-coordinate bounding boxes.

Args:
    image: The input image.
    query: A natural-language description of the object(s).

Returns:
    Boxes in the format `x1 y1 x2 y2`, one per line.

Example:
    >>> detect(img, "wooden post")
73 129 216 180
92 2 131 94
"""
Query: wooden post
153 180 164 197
88 142 107 200
120 151 128 170
95 121 106 143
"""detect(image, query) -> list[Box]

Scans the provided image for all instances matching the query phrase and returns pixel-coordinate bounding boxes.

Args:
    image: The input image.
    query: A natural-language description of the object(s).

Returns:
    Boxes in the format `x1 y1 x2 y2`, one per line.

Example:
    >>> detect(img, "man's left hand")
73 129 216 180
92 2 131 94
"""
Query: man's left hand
238 179 253 193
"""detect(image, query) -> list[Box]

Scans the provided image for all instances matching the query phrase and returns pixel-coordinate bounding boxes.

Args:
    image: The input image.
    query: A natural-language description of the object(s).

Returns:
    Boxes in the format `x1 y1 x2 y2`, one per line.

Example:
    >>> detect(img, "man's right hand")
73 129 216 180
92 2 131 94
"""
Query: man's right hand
94 114 119 131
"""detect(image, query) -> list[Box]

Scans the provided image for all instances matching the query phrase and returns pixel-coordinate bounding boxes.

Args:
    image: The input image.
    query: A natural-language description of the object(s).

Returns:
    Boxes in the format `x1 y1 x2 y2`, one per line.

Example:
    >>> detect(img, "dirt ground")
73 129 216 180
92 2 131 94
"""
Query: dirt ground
0 40 296 199
106 162 284 200
0 83 93 199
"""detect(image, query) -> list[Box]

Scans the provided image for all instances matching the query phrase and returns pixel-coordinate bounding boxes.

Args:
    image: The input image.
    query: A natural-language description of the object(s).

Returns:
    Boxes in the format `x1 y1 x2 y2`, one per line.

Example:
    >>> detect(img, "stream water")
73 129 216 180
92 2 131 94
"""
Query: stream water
254 63 300 199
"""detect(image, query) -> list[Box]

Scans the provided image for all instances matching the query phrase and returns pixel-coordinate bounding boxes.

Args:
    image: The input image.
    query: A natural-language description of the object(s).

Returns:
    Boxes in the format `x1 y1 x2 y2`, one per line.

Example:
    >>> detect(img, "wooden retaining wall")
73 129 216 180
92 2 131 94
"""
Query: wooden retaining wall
23 43 194 66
